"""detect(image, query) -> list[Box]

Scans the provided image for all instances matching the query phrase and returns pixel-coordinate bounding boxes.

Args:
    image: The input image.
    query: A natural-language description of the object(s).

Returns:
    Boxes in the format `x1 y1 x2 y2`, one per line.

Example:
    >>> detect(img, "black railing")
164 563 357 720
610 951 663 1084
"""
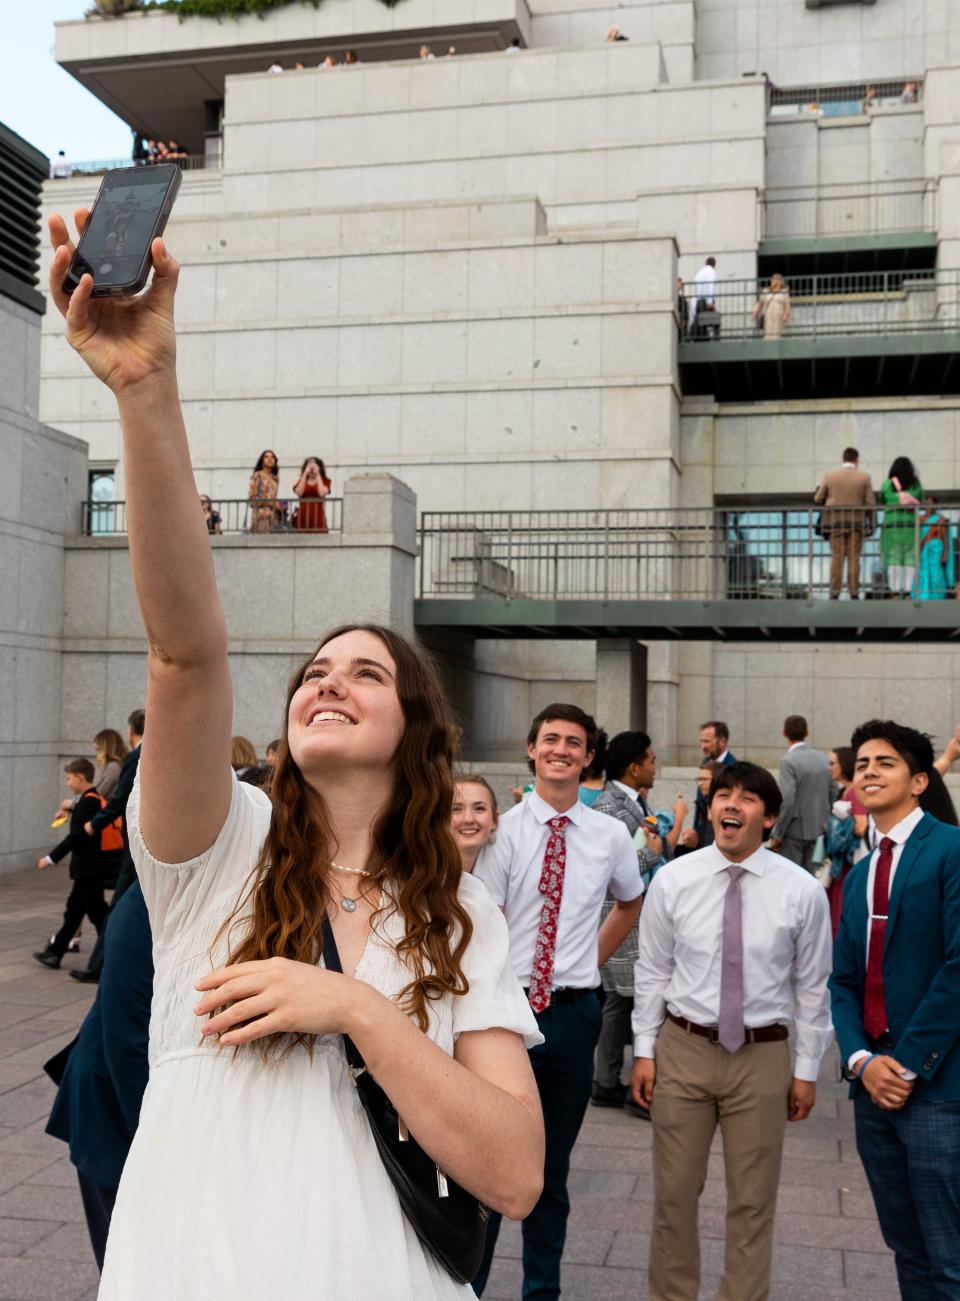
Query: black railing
58 154 216 179
768 77 921 117
680 269 959 342
82 497 342 536
419 506 955 603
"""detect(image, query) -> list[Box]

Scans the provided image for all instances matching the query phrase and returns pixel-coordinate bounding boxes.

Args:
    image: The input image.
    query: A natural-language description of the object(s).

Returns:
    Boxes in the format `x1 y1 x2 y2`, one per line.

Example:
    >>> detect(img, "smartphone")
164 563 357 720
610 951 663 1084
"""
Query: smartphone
62 163 182 298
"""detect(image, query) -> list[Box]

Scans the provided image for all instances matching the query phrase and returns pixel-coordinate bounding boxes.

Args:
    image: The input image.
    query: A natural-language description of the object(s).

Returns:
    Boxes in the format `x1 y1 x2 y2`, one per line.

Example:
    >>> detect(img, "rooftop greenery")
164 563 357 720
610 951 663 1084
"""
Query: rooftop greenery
92 0 404 17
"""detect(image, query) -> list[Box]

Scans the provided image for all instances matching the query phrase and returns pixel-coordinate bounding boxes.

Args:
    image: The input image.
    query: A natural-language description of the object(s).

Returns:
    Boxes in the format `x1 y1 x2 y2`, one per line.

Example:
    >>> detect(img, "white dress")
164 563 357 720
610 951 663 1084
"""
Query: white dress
98 773 542 1300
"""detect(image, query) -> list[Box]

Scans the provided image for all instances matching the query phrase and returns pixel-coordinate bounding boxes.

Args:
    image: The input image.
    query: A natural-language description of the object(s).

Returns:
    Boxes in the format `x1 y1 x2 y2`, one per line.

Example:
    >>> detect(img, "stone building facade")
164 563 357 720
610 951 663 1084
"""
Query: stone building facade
33 0 960 783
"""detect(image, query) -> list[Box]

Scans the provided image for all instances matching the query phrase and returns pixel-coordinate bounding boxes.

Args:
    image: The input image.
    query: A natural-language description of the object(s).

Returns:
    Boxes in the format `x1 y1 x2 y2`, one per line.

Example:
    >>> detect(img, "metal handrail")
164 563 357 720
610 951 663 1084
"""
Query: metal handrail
56 154 216 179
81 497 342 536
418 505 946 604
768 77 921 117
680 268 958 342
760 179 938 240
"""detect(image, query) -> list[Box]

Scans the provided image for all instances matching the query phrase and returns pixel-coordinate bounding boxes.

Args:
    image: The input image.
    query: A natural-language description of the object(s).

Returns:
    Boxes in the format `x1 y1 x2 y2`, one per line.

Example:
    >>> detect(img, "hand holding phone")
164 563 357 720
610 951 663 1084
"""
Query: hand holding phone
49 207 181 394
62 164 181 298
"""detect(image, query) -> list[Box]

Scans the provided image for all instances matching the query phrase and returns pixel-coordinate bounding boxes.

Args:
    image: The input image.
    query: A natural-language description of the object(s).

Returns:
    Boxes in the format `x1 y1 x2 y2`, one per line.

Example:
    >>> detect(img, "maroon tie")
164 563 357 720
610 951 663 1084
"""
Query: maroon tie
863 836 894 1039
527 816 570 1014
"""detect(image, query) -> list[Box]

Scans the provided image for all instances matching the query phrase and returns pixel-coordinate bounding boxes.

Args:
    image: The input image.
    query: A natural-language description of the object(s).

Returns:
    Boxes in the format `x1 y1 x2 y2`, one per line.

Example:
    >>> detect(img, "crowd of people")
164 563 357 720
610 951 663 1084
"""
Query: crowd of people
37 204 960 1300
32 685 960 1299
195 451 333 535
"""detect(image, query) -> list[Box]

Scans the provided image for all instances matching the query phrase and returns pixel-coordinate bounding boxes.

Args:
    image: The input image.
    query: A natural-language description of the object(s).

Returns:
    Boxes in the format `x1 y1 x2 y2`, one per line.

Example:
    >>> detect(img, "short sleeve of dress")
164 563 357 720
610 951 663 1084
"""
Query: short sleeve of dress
451 874 544 1050
127 769 273 950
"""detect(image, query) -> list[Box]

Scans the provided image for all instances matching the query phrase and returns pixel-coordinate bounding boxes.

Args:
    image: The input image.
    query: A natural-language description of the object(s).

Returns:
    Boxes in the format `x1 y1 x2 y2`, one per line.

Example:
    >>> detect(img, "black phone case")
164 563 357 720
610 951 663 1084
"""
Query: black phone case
63 164 182 299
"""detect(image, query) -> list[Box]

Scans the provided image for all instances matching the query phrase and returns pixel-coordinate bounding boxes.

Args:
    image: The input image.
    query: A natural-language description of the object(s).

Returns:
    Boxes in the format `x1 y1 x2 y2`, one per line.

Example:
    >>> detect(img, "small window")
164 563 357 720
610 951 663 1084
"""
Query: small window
87 469 116 535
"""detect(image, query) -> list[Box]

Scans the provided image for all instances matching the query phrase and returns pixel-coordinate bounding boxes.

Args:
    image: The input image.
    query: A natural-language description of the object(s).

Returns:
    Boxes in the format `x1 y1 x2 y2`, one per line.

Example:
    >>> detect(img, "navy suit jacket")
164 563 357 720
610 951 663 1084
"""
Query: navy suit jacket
830 811 960 1100
46 881 153 1190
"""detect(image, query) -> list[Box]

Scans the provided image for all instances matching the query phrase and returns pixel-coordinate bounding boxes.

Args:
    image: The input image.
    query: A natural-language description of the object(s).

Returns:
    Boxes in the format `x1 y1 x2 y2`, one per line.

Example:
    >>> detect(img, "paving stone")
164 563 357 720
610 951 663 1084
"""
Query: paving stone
25 1158 76 1190
0 1182 85 1224
0 1253 99 1300
0 1153 62 1198
23 1220 92 1262
0 1081 57 1130
843 1249 900 1289
0 1066 44 1097
0 1217 59 1257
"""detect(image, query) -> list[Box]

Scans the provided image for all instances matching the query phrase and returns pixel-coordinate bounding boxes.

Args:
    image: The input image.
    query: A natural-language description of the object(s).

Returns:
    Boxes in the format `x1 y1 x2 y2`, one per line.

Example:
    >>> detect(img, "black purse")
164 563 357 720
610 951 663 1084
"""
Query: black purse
321 917 489 1284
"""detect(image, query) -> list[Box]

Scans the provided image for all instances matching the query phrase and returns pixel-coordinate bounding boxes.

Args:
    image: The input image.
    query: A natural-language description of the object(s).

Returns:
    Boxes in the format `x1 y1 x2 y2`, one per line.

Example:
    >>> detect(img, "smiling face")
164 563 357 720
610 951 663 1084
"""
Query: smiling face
528 719 594 802
286 629 405 780
451 781 498 855
854 739 928 828
709 782 775 861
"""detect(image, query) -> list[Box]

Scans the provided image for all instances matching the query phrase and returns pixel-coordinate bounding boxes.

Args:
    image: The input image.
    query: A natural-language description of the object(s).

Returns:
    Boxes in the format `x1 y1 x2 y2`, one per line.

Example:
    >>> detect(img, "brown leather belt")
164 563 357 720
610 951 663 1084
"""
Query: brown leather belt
667 1012 789 1045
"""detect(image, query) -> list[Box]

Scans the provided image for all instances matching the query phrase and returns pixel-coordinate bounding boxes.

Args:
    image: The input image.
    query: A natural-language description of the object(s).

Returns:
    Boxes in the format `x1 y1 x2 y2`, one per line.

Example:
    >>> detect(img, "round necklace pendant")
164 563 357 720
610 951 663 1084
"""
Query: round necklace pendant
340 897 358 913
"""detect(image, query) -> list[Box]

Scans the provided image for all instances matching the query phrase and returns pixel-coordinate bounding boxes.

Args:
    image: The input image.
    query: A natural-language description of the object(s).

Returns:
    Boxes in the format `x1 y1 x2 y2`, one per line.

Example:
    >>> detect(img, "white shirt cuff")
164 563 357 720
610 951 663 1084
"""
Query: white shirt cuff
793 1055 823 1083
634 1035 658 1061
847 1049 871 1072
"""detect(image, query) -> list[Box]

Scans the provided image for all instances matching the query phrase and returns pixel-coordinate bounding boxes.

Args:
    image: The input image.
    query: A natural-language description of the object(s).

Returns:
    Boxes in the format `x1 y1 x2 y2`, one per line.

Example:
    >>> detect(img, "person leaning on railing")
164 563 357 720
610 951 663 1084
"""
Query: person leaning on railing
753 273 790 340
813 448 876 601
879 455 923 599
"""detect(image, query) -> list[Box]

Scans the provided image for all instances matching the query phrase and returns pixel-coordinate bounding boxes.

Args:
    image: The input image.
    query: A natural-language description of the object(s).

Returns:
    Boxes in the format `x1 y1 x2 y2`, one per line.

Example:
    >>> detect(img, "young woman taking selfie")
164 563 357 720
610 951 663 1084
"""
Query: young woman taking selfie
48 212 544 1299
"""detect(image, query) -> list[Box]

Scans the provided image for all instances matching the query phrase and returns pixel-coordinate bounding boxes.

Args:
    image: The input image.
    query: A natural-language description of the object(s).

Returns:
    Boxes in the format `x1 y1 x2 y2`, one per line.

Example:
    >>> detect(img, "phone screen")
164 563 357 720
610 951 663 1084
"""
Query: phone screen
70 166 178 291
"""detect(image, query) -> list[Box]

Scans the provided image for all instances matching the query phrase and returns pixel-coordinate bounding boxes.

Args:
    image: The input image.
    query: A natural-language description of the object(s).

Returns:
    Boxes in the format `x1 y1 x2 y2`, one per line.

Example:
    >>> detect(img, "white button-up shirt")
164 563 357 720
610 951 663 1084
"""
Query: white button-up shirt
847 805 925 1075
475 790 643 990
632 843 834 1081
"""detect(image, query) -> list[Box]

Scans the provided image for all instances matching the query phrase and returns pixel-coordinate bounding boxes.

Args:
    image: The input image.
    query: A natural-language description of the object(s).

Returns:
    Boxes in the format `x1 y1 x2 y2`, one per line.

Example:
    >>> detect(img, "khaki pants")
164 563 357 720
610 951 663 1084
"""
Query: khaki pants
649 1018 793 1301
828 529 863 598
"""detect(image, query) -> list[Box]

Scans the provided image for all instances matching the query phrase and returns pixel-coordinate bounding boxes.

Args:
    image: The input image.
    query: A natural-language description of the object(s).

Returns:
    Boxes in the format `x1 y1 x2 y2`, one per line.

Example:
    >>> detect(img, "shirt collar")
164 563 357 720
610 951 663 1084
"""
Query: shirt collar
716 748 729 764
707 842 769 877
788 741 807 752
528 789 583 827
612 780 640 803
875 804 924 848
842 462 858 469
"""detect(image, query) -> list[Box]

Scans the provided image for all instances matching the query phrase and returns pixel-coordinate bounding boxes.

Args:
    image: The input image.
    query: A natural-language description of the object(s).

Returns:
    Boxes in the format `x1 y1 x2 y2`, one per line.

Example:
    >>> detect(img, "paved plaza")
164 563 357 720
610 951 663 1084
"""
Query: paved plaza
0 868 899 1301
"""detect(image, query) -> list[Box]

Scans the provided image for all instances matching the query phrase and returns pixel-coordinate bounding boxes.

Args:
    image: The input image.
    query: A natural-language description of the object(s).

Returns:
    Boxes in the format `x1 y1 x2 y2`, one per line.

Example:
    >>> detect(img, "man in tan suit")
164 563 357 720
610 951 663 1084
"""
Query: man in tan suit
814 447 876 599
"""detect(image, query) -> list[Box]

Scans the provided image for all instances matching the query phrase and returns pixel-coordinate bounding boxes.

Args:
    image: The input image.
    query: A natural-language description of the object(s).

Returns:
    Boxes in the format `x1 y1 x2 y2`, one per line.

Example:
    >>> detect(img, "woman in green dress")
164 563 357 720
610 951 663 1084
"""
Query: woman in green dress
879 455 923 597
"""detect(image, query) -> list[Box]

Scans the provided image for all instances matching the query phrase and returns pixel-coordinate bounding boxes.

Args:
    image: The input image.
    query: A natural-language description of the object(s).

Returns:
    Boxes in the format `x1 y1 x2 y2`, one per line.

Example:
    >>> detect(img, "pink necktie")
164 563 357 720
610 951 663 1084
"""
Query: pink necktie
718 865 746 1053
527 816 570 1014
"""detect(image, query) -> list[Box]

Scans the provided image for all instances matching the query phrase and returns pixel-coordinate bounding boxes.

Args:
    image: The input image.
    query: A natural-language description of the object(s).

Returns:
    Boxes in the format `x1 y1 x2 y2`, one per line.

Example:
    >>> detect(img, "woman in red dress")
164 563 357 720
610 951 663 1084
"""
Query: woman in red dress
292 457 331 533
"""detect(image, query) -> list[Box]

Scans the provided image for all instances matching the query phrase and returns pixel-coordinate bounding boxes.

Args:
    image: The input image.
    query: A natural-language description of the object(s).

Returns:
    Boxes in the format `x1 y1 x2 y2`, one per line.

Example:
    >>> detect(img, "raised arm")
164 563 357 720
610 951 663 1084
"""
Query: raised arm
49 212 232 864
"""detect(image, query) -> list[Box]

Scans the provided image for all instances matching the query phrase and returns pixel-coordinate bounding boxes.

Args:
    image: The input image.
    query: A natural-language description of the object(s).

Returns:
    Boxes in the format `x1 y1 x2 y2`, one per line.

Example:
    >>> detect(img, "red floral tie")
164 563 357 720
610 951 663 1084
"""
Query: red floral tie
527 816 570 1014
863 836 894 1039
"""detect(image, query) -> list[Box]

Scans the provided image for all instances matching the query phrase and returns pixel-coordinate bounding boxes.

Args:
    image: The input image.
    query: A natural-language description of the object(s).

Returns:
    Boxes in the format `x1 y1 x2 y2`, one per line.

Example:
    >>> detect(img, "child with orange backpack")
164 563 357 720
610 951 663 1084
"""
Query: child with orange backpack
34 759 123 970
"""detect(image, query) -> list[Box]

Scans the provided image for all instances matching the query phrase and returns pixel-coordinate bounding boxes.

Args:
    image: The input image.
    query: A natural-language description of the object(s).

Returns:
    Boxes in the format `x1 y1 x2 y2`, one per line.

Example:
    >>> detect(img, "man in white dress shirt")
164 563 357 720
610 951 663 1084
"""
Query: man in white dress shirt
474 703 643 1300
691 256 719 337
631 761 833 1301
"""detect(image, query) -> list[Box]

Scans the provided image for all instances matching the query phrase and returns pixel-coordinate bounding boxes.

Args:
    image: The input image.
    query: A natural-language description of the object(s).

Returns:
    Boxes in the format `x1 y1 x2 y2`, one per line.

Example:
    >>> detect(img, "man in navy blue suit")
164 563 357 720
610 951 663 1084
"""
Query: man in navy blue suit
45 881 153 1270
830 719 960 1299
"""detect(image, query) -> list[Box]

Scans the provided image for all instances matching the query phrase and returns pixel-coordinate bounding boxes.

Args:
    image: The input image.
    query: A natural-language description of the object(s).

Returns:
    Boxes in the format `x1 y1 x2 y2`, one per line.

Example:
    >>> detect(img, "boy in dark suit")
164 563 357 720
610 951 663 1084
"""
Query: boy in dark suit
830 719 960 1299
34 759 119 969
45 881 153 1270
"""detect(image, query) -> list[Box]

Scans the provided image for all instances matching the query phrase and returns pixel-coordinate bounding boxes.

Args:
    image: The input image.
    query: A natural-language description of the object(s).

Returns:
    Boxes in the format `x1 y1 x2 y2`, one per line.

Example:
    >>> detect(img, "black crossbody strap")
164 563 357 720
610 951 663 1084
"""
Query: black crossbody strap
321 915 367 1076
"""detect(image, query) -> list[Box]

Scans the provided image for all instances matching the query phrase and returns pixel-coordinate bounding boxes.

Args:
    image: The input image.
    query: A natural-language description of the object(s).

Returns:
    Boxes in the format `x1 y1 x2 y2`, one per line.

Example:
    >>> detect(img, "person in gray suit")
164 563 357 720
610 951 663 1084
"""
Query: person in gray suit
768 715 832 872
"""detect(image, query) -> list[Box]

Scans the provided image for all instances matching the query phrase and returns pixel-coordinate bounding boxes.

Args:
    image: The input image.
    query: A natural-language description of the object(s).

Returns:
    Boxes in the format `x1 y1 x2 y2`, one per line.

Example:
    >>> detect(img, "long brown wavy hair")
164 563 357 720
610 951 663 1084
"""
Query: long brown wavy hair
217 623 473 1058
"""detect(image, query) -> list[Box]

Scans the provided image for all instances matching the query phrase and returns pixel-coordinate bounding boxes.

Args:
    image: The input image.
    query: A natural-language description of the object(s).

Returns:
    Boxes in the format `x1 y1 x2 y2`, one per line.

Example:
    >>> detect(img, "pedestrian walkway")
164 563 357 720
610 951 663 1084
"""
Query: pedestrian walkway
0 868 898 1301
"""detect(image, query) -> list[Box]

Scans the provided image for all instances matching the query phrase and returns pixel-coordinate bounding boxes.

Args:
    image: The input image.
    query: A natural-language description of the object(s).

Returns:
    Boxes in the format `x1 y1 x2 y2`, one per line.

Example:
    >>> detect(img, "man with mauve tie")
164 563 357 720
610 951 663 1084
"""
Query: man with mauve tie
831 719 960 1299
473 703 643 1300
631 761 833 1301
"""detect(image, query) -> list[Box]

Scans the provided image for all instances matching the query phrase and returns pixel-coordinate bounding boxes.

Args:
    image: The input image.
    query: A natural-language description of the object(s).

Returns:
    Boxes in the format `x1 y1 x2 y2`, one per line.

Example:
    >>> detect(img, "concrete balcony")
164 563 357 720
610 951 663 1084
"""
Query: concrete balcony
54 0 529 153
415 505 960 642
678 269 960 400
